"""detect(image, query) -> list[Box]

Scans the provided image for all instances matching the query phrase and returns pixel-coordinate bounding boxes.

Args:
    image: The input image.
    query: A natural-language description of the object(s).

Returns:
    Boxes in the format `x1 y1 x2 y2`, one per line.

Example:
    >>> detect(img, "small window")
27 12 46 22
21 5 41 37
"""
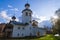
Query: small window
26 12 28 16
30 33 32 36
17 33 19 36
29 13 31 16
22 27 25 30
18 27 20 29
37 32 40 37
30 21 31 23
30 27 31 30
33 26 35 28
22 33 23 36
25 23 29 25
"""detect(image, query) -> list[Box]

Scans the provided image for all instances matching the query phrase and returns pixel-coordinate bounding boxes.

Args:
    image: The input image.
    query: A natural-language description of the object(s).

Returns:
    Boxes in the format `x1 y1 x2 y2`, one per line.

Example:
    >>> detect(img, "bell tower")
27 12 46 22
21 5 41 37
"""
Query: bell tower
22 2 32 24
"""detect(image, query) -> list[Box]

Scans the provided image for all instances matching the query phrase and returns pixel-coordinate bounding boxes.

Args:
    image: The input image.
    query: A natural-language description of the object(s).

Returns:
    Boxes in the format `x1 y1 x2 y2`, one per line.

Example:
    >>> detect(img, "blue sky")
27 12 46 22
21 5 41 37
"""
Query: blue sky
0 0 60 23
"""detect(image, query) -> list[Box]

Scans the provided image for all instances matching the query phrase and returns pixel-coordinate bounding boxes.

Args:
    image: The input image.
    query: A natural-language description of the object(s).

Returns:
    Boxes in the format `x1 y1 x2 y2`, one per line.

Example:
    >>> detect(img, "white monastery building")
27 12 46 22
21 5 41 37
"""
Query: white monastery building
0 3 46 38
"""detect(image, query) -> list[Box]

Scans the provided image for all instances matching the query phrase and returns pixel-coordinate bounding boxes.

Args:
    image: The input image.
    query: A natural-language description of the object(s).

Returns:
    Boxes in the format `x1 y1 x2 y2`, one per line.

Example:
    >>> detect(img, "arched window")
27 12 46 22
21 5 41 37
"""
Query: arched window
30 27 31 30
29 13 31 16
22 27 25 30
30 33 32 36
17 33 19 36
26 12 28 16
33 26 35 28
30 21 31 23
22 33 23 36
18 27 20 29
25 23 29 25
37 32 40 37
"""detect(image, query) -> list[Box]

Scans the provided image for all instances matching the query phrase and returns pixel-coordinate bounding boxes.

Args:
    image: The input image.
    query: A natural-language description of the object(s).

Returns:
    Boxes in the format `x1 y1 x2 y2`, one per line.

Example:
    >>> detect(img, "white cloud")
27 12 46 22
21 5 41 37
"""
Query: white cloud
0 10 19 23
15 18 19 22
8 5 13 8
32 14 49 23
0 22 1 24
0 10 49 23
14 8 19 11
10 8 19 12
33 16 49 23
52 15 58 19
8 5 19 12
0 11 11 21
32 14 40 20
39 16 48 22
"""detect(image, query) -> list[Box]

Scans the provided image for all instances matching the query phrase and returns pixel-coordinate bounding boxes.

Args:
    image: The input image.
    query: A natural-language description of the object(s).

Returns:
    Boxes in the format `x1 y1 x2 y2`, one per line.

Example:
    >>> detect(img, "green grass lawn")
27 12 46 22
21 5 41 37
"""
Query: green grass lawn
38 35 56 40
0 34 60 40
32 34 60 40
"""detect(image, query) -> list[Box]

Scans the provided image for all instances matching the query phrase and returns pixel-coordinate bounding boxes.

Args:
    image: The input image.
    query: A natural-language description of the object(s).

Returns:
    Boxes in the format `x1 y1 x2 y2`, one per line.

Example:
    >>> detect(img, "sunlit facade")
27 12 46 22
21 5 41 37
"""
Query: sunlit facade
0 3 46 38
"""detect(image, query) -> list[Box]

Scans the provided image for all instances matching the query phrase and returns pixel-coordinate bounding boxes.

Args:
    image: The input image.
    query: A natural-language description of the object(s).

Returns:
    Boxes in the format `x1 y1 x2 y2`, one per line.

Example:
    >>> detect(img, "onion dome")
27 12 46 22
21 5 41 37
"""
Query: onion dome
25 3 30 7
12 16 16 19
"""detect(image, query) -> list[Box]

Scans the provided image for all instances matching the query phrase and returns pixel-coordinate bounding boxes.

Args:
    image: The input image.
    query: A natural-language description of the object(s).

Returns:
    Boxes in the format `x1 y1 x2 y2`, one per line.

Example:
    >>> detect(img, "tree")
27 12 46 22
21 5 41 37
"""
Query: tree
52 19 60 34
53 9 60 35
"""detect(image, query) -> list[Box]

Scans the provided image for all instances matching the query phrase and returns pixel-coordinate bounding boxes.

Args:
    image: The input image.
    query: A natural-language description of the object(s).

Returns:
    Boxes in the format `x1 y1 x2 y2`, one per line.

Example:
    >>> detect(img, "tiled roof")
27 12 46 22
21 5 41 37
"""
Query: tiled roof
10 21 29 26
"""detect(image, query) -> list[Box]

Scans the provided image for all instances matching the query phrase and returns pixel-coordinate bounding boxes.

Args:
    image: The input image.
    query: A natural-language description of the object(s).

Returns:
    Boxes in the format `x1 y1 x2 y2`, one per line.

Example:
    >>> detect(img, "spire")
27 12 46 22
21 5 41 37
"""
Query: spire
11 10 16 21
25 3 30 7
11 10 16 19
27 0 28 3
12 16 16 19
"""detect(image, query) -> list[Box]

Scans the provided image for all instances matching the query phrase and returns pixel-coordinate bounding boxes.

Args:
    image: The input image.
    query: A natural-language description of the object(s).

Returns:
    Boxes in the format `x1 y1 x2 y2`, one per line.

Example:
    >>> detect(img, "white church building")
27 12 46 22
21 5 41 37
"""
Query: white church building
3 3 46 38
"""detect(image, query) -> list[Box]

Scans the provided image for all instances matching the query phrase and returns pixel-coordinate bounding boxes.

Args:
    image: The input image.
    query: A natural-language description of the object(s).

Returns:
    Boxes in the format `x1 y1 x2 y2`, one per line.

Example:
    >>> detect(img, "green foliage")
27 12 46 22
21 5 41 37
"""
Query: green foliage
53 19 60 34
35 34 57 40
0 34 60 40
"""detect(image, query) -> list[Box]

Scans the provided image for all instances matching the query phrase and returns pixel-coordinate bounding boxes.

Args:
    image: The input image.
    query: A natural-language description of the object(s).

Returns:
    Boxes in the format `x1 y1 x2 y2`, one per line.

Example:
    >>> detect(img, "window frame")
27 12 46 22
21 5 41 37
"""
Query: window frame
25 12 28 16
18 27 20 29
